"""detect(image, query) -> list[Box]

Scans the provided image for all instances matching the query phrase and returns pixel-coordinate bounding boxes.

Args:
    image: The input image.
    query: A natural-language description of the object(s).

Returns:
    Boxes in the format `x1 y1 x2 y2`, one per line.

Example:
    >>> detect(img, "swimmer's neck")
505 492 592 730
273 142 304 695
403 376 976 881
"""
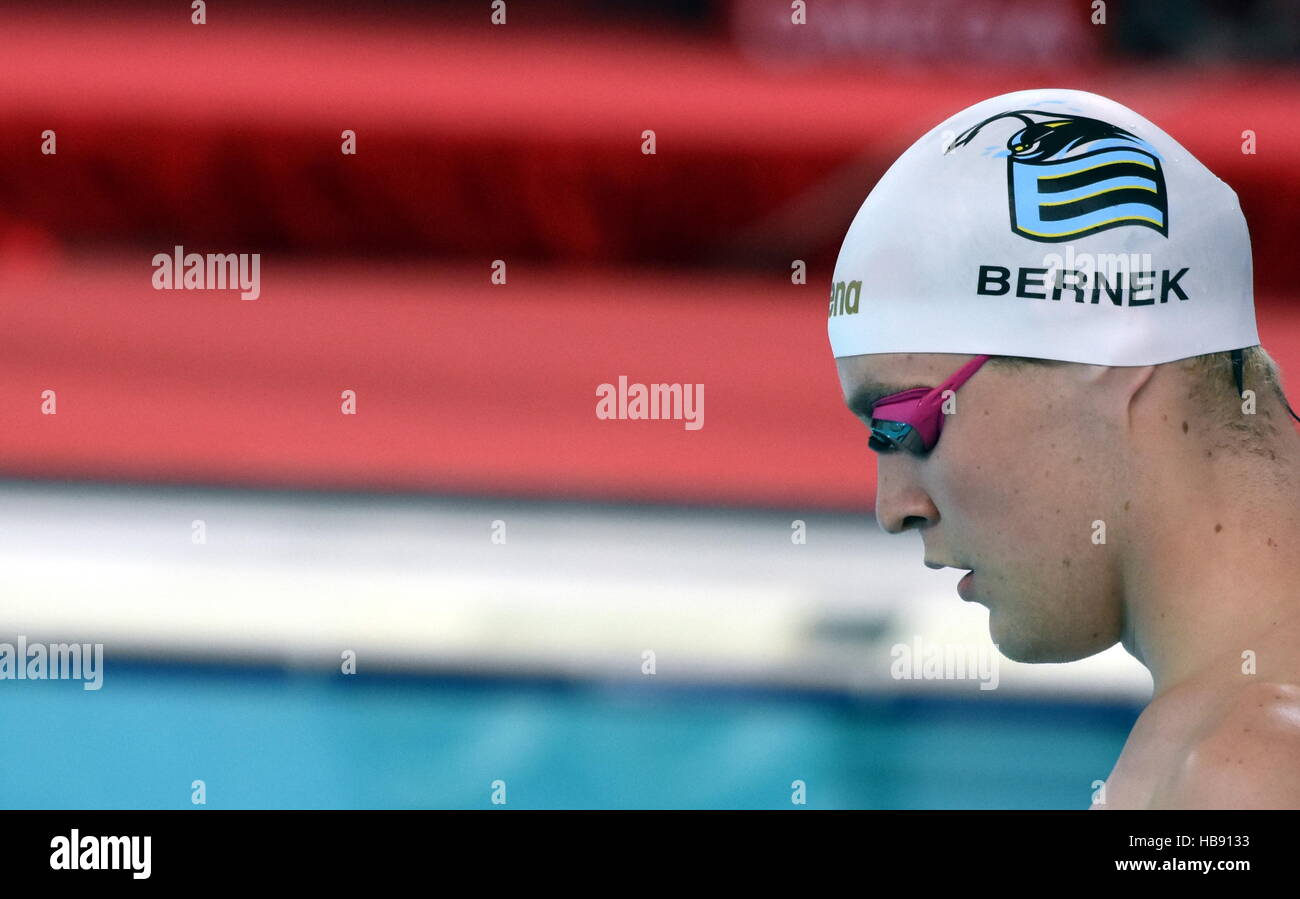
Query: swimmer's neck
1118 418 1300 701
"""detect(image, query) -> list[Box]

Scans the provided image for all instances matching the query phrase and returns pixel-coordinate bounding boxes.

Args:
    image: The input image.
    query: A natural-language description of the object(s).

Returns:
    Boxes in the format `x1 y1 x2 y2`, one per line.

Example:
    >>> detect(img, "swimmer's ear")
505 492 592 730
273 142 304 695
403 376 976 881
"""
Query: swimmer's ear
1081 365 1157 419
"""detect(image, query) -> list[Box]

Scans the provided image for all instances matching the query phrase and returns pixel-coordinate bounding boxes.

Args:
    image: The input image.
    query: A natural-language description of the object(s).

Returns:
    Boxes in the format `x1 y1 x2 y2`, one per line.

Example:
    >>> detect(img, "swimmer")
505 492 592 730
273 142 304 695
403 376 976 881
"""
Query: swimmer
828 89 1300 809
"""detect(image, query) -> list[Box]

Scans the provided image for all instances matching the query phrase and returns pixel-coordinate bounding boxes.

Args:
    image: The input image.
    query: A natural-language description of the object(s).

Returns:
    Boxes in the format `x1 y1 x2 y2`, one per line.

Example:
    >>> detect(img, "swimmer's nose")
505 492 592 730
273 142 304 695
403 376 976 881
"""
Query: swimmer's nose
874 458 938 535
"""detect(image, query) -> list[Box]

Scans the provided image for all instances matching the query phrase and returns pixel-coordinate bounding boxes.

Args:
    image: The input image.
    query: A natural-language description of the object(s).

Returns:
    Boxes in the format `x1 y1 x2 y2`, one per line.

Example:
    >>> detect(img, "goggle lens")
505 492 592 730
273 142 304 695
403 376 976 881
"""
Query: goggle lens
869 418 928 454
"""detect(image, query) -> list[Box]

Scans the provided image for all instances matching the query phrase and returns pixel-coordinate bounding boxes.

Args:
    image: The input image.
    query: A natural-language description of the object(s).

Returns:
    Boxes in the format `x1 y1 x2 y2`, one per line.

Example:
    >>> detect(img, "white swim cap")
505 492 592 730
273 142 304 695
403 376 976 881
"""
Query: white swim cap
828 89 1258 365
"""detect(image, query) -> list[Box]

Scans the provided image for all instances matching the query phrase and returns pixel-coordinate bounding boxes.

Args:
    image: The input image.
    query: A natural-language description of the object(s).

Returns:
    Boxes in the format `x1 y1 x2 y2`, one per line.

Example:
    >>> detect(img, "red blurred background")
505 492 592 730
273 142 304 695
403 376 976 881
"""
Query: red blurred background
2 0 1298 510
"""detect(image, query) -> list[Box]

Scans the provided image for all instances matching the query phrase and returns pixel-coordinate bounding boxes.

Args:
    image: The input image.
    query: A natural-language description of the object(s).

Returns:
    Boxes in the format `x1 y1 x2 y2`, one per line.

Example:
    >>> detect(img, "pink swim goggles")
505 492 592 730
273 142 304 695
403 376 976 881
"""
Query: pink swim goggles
868 355 992 455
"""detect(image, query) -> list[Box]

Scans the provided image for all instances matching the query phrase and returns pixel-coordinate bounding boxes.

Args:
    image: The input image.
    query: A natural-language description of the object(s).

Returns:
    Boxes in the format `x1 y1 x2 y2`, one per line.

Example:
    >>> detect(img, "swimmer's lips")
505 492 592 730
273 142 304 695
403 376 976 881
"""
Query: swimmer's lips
925 559 976 600
957 570 975 601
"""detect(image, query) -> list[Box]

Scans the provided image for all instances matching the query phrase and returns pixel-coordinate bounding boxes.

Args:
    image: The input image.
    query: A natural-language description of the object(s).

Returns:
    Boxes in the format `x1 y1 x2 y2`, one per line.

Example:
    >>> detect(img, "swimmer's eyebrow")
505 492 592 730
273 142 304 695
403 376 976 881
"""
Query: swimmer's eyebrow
846 380 924 419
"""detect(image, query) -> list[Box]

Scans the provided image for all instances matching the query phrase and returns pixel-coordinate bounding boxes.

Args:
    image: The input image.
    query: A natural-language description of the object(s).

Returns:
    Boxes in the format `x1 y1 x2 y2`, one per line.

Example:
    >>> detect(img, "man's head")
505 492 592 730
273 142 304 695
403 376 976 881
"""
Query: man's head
836 346 1295 664
828 89 1258 365
826 88 1296 664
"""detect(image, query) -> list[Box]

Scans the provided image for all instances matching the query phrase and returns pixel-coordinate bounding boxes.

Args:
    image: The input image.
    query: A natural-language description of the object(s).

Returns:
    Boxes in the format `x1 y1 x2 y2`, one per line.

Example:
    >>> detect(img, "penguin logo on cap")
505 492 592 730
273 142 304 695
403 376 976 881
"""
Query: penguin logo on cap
946 110 1168 242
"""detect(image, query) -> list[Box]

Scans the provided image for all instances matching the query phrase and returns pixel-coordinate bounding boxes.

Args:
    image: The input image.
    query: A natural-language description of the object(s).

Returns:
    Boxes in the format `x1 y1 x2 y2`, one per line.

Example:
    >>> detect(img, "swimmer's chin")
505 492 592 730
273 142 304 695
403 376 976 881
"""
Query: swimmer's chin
988 622 1114 664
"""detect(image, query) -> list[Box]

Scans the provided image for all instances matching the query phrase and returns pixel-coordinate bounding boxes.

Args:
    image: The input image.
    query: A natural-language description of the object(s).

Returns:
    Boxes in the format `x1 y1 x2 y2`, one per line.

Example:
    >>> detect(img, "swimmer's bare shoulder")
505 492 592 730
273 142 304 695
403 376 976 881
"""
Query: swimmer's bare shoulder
1153 681 1300 809
1093 679 1300 809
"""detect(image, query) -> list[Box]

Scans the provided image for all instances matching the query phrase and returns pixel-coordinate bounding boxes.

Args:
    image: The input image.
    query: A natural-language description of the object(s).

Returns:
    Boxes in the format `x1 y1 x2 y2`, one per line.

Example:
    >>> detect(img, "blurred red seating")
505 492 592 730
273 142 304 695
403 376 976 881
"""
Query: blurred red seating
1 9 1299 290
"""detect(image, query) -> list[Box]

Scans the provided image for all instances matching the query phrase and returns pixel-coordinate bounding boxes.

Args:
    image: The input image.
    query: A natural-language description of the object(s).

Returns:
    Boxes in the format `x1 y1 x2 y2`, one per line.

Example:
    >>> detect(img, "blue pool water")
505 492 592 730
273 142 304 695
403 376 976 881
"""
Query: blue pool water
0 662 1141 809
